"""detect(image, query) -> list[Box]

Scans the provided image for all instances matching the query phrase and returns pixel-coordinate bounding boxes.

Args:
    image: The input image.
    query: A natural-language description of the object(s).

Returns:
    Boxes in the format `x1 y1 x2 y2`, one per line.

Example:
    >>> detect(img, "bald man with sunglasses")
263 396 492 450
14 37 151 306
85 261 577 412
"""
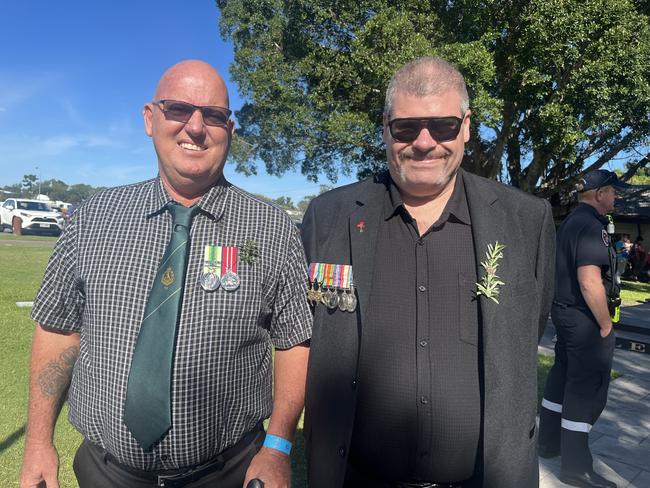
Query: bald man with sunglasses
301 57 555 488
21 60 311 488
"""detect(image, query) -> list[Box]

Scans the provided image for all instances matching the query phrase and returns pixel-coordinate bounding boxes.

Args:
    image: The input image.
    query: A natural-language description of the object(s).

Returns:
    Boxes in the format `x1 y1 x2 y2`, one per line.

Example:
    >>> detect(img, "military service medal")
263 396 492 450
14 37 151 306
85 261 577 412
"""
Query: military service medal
307 262 356 312
221 246 240 291
201 245 221 291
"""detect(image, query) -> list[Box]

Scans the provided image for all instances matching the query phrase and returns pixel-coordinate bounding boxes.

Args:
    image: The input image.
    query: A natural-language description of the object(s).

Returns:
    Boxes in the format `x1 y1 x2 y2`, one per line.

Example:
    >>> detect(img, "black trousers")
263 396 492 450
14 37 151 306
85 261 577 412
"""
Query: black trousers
343 460 473 488
538 304 615 473
73 432 264 488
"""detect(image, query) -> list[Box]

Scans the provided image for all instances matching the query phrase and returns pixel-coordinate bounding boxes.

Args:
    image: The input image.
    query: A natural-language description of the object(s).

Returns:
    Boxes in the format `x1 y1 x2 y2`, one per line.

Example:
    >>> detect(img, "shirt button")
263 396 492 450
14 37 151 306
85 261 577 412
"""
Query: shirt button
160 454 169 461
420 340 428 347
418 285 426 292
420 396 429 404
338 446 346 457
351 379 358 389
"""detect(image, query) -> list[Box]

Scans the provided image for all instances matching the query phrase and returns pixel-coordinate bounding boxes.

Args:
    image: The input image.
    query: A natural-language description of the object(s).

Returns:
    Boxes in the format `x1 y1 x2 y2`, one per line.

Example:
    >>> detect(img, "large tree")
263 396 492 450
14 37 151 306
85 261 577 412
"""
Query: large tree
217 0 650 198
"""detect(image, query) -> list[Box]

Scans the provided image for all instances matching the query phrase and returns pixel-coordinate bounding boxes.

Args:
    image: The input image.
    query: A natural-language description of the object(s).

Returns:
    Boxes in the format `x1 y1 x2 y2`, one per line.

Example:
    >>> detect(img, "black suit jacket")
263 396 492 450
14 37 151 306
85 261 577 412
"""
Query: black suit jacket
300 169 555 488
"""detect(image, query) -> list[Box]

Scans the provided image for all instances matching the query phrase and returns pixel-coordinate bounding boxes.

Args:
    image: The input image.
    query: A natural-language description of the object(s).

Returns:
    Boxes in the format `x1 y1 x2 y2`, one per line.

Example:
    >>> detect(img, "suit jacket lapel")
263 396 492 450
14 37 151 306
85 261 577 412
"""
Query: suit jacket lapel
349 178 385 326
463 171 507 334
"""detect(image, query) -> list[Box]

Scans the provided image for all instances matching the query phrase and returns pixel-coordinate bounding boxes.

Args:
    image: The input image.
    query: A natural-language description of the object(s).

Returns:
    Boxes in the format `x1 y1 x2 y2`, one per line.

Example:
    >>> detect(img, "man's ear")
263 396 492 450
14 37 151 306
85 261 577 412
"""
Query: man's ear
382 112 390 144
143 103 154 137
462 110 472 143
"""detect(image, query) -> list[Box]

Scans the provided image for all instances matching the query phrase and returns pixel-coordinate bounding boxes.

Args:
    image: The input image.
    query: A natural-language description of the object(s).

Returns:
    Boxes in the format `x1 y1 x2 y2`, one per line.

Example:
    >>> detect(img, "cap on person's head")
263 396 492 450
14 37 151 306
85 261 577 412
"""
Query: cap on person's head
577 169 631 192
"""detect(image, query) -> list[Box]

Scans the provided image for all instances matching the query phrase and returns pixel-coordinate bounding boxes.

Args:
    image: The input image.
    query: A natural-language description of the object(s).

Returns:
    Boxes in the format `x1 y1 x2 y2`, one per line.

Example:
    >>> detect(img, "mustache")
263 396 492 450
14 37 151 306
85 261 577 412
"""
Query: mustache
398 148 451 162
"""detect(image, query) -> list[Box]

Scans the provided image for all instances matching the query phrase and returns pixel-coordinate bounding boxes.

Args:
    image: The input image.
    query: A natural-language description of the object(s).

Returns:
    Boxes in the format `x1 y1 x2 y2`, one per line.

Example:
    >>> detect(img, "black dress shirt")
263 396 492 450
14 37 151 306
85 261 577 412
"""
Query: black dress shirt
349 171 481 482
554 202 618 306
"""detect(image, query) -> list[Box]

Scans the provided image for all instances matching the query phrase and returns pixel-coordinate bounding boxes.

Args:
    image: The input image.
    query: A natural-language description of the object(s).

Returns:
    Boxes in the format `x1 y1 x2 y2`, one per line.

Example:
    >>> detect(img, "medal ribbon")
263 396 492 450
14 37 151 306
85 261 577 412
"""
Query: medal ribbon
309 263 354 289
321 263 329 288
309 263 318 284
340 265 349 290
333 264 341 289
221 246 239 275
203 245 222 273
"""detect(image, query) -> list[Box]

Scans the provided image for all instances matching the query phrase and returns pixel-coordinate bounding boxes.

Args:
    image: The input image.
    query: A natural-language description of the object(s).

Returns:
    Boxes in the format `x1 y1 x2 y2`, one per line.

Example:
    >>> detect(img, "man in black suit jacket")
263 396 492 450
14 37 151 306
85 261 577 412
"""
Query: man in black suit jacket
301 57 555 488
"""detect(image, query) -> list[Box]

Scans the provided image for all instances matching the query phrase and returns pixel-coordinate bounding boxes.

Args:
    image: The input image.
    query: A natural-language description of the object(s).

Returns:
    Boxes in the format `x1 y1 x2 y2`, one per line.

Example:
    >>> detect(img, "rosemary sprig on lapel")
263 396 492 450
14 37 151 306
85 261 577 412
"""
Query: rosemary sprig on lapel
476 242 506 304
240 239 259 265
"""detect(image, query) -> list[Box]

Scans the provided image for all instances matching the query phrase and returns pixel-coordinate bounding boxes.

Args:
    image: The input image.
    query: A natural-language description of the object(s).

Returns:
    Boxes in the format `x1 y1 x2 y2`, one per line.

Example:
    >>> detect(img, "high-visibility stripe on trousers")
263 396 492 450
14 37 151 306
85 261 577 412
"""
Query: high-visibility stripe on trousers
538 304 615 473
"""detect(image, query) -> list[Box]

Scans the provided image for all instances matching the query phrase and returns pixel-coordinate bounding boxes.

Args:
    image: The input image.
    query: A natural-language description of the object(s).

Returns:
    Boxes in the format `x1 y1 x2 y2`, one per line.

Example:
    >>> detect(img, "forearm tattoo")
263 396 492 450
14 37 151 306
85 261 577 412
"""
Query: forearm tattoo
37 346 79 398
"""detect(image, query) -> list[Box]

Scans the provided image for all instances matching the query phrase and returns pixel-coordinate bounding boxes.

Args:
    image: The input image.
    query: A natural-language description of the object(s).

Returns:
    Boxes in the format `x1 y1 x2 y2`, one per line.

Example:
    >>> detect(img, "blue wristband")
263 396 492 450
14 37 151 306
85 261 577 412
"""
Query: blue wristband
263 434 292 455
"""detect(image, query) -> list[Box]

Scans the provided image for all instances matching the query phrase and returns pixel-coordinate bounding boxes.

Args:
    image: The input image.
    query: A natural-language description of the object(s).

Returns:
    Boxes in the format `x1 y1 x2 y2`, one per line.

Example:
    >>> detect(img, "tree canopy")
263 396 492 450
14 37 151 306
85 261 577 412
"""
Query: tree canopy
217 0 650 198
1 176 103 204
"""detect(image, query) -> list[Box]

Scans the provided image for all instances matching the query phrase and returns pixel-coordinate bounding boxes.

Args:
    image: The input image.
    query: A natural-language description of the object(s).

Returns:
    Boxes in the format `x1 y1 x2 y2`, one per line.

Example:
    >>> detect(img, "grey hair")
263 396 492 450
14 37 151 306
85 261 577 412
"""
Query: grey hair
384 57 470 117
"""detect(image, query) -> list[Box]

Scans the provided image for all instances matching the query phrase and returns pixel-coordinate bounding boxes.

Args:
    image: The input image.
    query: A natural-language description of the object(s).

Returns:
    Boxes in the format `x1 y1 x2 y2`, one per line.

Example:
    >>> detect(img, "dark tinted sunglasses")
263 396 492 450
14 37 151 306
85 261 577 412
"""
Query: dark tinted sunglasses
153 100 232 127
388 116 464 143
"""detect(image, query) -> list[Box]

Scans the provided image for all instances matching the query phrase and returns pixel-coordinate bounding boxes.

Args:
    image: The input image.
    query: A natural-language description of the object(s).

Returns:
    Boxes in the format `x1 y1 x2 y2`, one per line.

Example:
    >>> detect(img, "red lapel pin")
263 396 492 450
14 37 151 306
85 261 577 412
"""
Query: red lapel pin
356 220 366 233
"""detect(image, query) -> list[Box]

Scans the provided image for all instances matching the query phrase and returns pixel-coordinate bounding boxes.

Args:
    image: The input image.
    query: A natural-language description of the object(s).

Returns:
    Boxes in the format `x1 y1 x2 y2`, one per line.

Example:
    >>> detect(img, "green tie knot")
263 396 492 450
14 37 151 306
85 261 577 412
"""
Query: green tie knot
168 202 200 230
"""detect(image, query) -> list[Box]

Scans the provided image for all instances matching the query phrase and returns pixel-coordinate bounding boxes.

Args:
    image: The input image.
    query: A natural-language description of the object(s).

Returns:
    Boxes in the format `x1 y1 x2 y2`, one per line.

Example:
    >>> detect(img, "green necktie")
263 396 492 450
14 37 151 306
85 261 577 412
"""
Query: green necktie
124 202 199 450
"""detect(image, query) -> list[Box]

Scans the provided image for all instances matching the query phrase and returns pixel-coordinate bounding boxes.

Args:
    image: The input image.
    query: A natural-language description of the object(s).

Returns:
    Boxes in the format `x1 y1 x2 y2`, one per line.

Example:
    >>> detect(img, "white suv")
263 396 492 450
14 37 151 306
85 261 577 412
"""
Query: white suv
0 198 64 235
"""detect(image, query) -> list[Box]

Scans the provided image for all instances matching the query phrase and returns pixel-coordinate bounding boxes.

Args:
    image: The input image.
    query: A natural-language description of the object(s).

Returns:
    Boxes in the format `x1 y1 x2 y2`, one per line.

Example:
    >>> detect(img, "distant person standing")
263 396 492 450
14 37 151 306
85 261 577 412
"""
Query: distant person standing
539 169 629 488
631 236 645 279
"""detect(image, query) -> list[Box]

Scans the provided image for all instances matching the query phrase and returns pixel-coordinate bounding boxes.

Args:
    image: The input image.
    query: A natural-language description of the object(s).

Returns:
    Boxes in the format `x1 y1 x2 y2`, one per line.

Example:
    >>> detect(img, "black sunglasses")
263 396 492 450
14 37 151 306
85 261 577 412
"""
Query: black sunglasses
153 100 232 127
388 116 464 143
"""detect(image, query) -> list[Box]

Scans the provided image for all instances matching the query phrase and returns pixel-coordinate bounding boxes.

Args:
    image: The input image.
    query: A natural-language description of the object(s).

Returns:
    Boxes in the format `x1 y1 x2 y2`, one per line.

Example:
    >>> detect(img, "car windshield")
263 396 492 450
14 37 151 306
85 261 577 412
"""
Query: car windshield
17 201 52 212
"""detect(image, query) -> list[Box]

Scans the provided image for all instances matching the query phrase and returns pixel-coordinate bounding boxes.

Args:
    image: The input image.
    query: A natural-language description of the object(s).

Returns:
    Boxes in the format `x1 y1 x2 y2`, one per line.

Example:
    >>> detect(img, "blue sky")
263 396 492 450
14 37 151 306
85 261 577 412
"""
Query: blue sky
0 0 356 203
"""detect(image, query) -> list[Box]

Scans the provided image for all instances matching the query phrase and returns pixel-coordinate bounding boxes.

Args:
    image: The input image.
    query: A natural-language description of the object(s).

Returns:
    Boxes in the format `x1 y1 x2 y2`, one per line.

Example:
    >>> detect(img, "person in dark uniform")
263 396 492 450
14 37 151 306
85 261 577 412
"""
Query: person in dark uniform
539 169 629 488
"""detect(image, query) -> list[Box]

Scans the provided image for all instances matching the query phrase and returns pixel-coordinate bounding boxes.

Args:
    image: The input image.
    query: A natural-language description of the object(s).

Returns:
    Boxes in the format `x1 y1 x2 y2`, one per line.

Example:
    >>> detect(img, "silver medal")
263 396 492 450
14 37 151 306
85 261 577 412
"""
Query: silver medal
326 288 339 309
221 269 241 291
347 286 358 312
200 271 220 291
338 291 350 312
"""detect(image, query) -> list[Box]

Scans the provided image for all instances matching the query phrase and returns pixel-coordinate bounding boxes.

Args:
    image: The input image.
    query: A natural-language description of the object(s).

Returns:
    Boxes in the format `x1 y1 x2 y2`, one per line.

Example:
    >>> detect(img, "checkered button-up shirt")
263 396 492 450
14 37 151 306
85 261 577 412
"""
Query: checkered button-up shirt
32 176 312 470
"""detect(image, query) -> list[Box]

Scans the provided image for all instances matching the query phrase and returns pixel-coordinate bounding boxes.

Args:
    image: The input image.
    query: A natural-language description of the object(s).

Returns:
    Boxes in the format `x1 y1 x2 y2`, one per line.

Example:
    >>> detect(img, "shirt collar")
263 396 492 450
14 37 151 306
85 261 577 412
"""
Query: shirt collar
576 202 608 225
144 174 231 222
385 170 471 225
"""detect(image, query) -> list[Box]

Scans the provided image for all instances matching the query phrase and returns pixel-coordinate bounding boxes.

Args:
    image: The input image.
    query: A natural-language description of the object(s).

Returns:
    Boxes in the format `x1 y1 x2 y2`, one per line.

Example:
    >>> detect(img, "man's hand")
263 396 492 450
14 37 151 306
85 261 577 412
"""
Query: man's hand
600 323 613 338
243 447 291 488
20 442 60 488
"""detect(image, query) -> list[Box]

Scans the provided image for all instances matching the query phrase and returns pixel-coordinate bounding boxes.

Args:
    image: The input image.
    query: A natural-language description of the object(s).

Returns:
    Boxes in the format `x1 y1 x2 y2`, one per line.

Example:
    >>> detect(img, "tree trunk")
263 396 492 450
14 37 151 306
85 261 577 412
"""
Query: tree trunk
12 217 22 236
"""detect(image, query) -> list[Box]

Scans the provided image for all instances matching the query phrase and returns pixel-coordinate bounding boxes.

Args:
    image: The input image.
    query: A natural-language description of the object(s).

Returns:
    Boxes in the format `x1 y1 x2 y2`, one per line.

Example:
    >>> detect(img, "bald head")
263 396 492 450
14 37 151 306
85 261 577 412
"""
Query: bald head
154 60 230 108
144 59 234 206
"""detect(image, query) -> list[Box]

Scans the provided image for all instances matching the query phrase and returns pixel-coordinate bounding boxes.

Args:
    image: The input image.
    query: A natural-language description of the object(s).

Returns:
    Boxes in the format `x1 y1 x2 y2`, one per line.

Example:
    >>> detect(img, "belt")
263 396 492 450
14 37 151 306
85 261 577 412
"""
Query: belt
552 301 589 310
99 423 263 487
394 482 463 488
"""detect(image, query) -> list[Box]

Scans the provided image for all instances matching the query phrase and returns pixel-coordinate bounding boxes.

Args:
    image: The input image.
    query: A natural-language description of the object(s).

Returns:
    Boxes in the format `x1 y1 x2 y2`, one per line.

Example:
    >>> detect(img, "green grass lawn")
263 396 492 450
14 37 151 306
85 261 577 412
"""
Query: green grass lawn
0 243 82 487
1 243 642 487
0 232 59 242
620 279 650 305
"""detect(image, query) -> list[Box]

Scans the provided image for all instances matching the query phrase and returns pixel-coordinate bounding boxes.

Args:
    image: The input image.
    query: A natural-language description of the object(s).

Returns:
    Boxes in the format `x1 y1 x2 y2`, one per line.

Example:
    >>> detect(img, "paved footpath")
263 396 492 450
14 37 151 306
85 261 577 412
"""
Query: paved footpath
538 300 650 488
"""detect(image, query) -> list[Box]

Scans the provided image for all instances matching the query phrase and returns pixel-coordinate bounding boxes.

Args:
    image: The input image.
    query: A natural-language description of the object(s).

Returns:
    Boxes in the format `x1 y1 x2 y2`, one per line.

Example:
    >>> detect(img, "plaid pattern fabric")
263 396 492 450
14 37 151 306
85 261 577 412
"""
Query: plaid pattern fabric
32 176 312 470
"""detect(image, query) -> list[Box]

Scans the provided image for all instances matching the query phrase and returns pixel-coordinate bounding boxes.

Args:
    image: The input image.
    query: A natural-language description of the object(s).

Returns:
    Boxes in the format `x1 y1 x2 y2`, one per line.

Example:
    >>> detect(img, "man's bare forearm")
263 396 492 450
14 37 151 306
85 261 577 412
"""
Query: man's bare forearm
267 342 310 441
25 324 80 445
578 266 612 332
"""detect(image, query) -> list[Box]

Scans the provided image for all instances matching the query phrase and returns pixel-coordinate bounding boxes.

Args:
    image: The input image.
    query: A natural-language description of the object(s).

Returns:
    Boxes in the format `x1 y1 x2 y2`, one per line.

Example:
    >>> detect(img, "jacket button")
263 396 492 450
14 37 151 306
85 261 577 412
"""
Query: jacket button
338 446 346 457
